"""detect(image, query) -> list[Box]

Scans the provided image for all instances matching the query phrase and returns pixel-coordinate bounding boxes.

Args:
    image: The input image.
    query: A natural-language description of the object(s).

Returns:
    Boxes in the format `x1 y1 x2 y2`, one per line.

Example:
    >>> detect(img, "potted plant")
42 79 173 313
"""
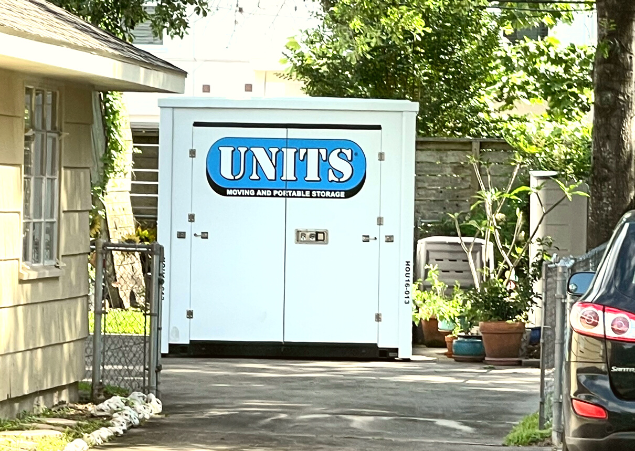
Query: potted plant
450 301 486 362
412 266 462 349
449 157 586 364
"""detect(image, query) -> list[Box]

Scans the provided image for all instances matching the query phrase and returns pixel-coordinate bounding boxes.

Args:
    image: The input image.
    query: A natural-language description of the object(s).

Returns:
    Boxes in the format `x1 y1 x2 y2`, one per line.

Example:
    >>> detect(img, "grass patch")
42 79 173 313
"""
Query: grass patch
77 382 130 399
89 309 148 335
0 413 111 451
504 412 551 446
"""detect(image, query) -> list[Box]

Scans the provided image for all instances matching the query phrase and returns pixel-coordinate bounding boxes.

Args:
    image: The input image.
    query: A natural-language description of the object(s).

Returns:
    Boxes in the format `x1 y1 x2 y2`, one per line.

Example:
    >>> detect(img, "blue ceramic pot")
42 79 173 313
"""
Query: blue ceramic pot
452 337 485 362
438 319 455 332
529 327 541 346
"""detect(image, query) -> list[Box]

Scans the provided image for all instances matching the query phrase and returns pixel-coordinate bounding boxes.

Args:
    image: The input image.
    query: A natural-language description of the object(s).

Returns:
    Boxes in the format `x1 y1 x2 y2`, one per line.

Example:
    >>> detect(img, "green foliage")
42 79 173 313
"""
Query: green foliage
412 266 465 326
464 277 534 323
89 309 148 335
136 226 157 243
504 412 551 446
285 0 593 140
284 0 505 137
505 117 592 182
496 37 594 122
50 0 209 41
77 382 130 399
452 158 582 322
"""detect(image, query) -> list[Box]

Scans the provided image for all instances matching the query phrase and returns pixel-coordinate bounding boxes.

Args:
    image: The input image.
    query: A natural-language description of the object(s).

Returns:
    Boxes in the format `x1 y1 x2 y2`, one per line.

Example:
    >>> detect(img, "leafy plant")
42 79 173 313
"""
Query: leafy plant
451 158 582 322
504 412 551 446
412 266 464 328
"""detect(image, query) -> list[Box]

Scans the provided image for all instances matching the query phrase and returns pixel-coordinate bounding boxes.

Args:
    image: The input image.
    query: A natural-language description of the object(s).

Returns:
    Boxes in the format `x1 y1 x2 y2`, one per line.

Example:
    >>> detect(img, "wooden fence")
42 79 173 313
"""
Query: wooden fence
415 138 516 224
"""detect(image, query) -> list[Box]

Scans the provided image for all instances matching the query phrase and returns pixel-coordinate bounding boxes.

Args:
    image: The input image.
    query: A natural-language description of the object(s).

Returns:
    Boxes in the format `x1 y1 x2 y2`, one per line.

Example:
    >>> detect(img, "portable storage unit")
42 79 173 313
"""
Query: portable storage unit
158 98 418 359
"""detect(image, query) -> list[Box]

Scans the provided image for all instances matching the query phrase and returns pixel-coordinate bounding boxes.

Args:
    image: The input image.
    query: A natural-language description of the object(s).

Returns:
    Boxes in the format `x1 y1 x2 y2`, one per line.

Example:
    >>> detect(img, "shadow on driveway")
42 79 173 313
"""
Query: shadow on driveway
103 350 548 450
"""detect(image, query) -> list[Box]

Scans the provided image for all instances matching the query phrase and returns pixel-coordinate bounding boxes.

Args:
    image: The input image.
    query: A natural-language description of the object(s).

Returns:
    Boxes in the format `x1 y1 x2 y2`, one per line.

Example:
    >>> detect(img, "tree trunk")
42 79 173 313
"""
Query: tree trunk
588 0 635 249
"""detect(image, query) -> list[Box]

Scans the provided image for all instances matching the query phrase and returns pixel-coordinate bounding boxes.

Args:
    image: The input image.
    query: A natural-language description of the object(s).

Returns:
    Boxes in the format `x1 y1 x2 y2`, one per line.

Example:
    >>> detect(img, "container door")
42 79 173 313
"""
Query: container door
283 128 382 344
189 125 287 342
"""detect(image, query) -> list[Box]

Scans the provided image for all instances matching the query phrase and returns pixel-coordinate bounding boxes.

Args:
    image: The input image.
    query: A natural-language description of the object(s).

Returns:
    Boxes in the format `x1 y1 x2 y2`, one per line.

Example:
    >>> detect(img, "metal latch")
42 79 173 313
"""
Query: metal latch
378 152 385 161
177 231 186 239
186 310 193 319
189 149 196 158
377 217 384 226
385 235 394 242
295 229 329 244
188 213 195 222
362 235 378 242
194 232 209 239
375 313 382 322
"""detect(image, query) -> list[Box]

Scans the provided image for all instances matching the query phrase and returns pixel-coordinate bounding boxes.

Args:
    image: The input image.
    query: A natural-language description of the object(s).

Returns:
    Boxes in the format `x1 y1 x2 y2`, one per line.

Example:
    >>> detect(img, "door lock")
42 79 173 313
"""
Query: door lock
362 235 377 242
194 232 209 239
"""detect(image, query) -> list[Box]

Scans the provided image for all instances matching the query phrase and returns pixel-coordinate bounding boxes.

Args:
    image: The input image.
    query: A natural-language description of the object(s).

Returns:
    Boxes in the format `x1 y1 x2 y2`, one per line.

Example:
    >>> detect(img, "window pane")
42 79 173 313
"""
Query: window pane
44 222 55 263
32 222 42 264
45 178 56 219
33 177 43 220
34 133 45 176
34 90 44 130
23 178 32 220
45 91 57 131
24 139 33 176
46 137 58 176
22 222 31 262
24 88 33 131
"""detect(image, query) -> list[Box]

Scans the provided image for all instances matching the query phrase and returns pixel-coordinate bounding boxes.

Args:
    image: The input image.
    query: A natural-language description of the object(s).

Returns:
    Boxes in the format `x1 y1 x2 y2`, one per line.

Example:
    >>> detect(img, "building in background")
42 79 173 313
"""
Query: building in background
124 1 318 224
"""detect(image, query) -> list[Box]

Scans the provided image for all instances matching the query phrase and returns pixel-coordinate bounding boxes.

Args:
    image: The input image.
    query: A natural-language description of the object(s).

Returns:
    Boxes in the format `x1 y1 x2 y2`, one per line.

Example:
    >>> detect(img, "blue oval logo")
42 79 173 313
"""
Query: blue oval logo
206 137 367 198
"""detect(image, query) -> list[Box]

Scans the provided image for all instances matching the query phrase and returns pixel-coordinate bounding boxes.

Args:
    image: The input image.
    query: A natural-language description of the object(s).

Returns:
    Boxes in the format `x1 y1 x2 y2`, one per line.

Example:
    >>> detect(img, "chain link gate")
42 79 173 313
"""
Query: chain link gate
86 240 164 399
538 243 607 445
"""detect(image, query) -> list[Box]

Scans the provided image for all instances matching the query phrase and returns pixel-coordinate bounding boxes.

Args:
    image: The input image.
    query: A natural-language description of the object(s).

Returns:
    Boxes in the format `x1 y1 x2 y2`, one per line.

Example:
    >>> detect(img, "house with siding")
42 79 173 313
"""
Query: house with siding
0 0 186 418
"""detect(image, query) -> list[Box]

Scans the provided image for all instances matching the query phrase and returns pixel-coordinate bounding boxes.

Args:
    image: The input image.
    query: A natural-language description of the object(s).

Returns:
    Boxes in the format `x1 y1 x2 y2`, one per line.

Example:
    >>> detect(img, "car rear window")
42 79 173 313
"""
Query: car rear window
613 223 635 299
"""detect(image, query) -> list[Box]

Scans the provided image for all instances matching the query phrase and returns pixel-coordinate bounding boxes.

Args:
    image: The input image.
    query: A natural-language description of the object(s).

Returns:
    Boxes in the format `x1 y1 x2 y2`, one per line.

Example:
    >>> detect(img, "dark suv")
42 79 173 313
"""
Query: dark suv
564 211 635 451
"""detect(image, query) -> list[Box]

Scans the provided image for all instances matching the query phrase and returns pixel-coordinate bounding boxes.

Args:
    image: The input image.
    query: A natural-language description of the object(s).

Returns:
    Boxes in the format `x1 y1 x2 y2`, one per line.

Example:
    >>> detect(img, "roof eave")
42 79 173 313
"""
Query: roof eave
0 31 186 93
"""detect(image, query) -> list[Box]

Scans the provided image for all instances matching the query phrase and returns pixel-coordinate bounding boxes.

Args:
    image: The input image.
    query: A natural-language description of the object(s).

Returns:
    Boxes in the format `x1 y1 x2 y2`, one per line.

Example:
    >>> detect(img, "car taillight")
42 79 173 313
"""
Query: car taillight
572 399 608 419
604 307 635 342
570 303 635 343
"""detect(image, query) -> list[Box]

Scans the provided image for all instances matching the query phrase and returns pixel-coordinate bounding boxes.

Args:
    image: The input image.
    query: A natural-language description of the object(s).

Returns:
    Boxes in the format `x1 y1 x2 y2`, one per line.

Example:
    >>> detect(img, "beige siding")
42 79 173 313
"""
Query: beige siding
62 123 94 168
0 166 21 213
59 212 89 256
0 213 20 260
63 87 93 125
0 69 23 117
6 340 85 400
0 296 88 355
61 168 92 211
0 71 93 415
0 116 22 165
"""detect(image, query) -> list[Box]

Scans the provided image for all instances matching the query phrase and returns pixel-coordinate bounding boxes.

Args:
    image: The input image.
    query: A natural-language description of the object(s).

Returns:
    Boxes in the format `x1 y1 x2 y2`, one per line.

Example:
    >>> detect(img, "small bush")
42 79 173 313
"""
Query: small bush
504 412 551 446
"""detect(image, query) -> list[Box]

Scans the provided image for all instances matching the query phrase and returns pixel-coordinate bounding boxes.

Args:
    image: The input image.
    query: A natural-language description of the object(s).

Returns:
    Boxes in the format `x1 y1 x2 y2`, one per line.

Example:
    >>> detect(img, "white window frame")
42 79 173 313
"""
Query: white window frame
22 86 61 270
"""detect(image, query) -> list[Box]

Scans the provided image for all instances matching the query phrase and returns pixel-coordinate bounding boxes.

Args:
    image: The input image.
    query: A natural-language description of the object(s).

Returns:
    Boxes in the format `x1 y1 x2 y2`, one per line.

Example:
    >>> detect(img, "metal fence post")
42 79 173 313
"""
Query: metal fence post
92 239 105 401
148 242 161 396
539 260 548 430
552 259 570 445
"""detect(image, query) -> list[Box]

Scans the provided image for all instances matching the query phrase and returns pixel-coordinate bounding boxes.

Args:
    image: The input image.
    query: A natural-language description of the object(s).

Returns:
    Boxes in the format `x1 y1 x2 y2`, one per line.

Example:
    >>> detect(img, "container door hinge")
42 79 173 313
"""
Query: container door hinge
377 216 384 226
189 149 196 158
186 310 194 319
378 152 385 161
375 313 382 322
188 213 195 222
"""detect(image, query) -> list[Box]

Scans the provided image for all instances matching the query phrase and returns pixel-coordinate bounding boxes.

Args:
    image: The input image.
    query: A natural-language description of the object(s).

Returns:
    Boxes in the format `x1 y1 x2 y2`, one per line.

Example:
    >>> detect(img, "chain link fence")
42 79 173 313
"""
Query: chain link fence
85 240 164 399
538 242 607 443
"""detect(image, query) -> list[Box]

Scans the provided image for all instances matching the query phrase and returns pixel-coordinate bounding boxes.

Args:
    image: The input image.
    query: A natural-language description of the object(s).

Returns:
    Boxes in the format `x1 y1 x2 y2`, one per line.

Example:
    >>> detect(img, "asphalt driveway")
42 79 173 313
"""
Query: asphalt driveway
103 348 548 450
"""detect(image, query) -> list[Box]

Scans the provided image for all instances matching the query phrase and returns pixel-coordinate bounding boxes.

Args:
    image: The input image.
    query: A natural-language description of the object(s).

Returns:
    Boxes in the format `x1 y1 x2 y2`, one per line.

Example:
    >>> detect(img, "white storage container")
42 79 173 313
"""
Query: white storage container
158 98 418 359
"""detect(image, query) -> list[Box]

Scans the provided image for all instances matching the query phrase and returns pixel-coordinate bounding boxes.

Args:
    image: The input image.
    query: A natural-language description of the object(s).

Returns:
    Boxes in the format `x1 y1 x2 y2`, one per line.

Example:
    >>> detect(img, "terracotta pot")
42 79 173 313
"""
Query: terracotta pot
445 335 456 357
422 318 450 347
479 321 525 359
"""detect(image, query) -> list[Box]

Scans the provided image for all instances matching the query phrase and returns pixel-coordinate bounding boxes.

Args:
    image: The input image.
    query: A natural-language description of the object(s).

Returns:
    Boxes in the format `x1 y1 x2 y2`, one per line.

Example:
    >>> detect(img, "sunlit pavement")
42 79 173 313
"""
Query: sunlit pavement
103 348 548 450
